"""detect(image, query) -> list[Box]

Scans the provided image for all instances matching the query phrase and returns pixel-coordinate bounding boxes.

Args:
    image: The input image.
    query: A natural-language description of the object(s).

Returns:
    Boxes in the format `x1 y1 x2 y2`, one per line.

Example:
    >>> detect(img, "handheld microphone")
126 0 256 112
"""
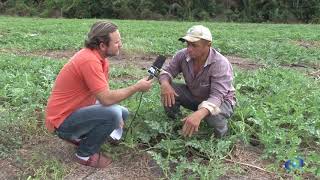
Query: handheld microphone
147 55 166 80
125 55 166 140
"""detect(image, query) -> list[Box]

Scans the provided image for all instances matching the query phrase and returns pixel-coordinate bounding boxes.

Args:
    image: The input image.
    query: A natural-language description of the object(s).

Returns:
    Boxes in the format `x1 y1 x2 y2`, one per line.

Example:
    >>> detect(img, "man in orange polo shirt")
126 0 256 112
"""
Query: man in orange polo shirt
45 21 153 168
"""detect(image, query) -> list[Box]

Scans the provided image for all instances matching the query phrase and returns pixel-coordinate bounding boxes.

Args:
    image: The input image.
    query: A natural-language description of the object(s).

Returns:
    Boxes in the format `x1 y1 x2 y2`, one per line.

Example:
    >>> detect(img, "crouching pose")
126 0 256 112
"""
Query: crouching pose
159 25 236 138
45 21 152 168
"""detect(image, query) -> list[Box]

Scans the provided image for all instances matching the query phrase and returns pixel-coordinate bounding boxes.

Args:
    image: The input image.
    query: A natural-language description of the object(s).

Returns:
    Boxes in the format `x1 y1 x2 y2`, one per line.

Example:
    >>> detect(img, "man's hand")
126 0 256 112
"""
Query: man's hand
160 81 178 107
181 108 210 137
135 77 153 92
181 112 202 137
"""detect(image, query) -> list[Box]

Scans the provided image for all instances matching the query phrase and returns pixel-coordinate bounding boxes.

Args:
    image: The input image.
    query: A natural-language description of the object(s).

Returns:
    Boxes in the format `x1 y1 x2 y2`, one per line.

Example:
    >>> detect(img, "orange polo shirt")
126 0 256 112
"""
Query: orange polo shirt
45 48 109 132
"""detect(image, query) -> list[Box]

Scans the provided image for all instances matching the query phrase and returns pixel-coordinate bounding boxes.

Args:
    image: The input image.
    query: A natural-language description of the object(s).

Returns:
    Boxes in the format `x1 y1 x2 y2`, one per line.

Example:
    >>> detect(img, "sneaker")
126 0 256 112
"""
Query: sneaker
106 136 121 146
75 152 112 168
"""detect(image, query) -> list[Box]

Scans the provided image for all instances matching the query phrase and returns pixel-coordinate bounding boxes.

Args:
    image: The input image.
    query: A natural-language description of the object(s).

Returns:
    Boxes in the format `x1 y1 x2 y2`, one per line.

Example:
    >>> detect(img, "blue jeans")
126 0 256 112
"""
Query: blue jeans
56 104 129 157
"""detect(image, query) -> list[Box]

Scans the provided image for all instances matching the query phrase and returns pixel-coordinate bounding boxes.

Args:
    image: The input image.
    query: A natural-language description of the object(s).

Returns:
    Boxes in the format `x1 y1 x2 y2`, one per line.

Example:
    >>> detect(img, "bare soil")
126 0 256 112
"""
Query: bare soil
5 48 318 73
221 141 278 180
0 159 20 180
0 48 264 70
1 134 285 180
14 135 163 180
293 40 320 49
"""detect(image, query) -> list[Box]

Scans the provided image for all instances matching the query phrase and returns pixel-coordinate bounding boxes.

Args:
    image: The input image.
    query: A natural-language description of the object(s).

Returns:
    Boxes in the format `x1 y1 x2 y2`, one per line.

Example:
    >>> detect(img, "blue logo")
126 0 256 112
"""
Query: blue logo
284 157 304 173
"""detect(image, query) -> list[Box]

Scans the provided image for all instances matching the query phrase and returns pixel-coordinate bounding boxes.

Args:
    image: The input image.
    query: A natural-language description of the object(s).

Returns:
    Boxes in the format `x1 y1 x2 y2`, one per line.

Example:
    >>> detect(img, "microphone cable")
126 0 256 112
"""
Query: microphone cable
124 92 144 140
123 55 166 141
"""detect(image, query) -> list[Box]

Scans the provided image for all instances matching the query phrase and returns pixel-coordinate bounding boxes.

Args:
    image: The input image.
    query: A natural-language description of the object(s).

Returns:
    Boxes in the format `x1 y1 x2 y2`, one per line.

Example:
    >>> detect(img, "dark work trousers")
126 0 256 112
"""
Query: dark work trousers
164 83 234 138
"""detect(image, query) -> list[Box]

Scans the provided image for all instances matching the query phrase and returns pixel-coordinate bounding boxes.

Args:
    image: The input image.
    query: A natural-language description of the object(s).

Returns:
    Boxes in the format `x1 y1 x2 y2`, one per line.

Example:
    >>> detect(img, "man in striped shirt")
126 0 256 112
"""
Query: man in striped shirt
159 25 236 138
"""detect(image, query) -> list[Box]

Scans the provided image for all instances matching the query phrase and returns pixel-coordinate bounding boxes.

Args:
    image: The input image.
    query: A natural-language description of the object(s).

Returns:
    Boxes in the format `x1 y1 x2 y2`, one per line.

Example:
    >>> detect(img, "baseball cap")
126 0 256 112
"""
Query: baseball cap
179 25 212 42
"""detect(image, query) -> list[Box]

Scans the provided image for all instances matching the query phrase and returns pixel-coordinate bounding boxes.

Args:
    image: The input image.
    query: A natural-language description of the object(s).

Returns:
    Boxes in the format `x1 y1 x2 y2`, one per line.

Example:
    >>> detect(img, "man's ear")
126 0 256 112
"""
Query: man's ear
206 40 211 47
200 39 211 47
99 42 108 51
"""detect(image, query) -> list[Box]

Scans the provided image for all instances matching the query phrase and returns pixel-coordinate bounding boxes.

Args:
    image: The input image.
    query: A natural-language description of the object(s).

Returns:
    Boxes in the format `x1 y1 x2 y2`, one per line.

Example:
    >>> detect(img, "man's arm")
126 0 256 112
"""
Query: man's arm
158 49 185 84
159 50 186 107
96 78 152 106
182 57 234 137
181 108 210 137
201 58 234 114
159 79 178 107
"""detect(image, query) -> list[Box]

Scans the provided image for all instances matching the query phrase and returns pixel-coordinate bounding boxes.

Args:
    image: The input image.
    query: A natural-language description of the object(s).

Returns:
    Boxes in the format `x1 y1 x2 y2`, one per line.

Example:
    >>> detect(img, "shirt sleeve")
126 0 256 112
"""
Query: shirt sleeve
202 59 233 113
158 50 185 83
78 60 109 94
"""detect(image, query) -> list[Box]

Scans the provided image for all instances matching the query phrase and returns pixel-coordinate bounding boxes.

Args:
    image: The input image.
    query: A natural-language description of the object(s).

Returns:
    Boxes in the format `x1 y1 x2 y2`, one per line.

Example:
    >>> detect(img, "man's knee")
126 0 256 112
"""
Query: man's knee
205 114 229 138
213 125 228 138
100 105 123 127
120 106 129 121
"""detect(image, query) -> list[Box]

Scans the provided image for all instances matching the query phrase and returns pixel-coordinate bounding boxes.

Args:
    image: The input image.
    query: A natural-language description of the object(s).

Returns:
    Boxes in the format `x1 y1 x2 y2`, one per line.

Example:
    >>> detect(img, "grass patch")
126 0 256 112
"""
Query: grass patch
1 16 320 66
120 67 320 178
1 52 319 179
19 152 68 179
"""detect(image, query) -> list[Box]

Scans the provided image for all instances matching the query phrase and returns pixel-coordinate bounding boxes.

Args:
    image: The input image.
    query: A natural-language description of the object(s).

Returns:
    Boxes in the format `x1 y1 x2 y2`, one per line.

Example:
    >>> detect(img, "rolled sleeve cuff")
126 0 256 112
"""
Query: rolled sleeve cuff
198 101 221 115
159 70 173 83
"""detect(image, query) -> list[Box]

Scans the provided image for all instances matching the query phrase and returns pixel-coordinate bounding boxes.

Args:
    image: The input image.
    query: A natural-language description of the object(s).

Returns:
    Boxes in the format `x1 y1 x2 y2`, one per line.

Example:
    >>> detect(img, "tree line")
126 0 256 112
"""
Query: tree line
1 0 319 23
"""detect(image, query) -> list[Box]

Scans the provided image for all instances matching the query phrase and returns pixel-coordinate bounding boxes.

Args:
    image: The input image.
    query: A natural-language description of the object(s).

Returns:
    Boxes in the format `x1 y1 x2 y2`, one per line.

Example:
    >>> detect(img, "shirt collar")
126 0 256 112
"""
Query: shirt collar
185 48 217 67
204 48 216 67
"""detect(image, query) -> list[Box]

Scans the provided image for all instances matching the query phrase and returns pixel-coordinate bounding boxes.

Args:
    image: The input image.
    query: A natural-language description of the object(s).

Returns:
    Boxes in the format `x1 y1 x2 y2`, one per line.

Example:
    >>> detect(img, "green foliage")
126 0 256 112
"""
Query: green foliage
1 0 39 16
119 67 320 178
1 0 320 23
23 152 68 179
1 17 319 66
119 68 320 178
0 18 319 178
0 53 65 158
0 54 64 108
233 68 320 175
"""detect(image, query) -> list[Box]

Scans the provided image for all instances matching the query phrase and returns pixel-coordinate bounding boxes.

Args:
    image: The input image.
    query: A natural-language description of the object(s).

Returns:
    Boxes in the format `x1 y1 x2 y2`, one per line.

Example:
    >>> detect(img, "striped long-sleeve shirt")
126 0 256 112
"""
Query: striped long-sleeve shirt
159 47 236 114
